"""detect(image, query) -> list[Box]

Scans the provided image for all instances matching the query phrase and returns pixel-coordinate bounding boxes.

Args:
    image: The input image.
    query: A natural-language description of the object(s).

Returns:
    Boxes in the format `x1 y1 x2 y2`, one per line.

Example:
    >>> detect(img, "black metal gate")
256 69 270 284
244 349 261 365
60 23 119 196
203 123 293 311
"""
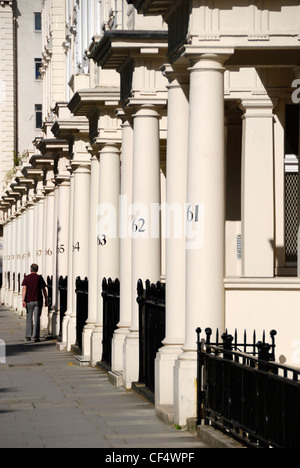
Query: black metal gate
47 276 53 310
197 327 300 448
58 276 68 335
101 277 120 369
75 277 88 350
138 279 166 394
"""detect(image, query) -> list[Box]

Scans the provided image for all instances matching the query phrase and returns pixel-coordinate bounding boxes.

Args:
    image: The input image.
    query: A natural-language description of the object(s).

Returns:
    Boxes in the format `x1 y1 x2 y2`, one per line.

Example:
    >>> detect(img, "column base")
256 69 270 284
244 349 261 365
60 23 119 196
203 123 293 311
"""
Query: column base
61 313 71 344
111 326 130 372
173 352 198 427
155 344 183 407
12 292 19 312
82 323 94 358
90 327 103 367
66 317 77 352
50 309 60 337
40 306 49 331
123 330 139 390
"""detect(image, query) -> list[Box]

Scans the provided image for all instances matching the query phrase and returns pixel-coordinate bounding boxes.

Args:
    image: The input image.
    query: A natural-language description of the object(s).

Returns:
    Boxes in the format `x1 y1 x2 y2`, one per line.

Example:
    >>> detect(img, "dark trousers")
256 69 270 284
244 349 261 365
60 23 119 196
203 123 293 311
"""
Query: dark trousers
26 301 42 339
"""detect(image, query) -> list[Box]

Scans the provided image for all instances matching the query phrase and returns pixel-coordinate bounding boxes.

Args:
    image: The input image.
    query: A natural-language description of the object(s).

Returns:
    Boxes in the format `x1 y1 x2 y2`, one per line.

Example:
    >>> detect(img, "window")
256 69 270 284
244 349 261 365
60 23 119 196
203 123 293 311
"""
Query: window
34 12 41 31
35 105 42 129
35 58 42 80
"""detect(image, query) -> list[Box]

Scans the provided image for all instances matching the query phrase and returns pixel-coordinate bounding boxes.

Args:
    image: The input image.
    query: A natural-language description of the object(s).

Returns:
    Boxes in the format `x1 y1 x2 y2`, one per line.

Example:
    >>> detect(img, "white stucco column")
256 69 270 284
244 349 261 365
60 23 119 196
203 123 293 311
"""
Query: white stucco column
61 169 74 346
34 181 45 274
9 213 16 310
82 152 100 358
174 52 229 426
90 143 120 366
26 191 35 276
239 97 276 278
111 112 133 373
155 68 189 407
55 169 70 337
67 141 91 352
48 183 59 336
123 105 161 389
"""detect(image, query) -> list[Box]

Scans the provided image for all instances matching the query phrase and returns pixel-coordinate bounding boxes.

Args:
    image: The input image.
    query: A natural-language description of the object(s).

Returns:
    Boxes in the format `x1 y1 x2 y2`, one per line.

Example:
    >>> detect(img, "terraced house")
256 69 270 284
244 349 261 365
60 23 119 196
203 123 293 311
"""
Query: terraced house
1 0 300 427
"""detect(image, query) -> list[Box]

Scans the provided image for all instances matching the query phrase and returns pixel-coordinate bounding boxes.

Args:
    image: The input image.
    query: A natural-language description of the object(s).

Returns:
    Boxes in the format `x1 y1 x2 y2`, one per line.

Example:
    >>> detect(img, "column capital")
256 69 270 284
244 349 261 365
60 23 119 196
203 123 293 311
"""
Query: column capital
239 97 278 119
184 48 234 71
132 104 162 120
161 63 190 87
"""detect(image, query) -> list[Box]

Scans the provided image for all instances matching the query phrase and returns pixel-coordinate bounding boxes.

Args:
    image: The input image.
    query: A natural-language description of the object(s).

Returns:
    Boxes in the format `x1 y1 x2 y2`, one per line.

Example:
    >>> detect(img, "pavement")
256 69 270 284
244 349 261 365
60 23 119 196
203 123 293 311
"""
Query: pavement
0 305 210 450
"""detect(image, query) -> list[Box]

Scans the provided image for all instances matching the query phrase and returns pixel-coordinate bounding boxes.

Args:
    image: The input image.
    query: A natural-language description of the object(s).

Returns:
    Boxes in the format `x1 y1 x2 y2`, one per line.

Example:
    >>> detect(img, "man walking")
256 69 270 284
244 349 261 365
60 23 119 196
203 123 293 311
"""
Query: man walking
22 264 48 342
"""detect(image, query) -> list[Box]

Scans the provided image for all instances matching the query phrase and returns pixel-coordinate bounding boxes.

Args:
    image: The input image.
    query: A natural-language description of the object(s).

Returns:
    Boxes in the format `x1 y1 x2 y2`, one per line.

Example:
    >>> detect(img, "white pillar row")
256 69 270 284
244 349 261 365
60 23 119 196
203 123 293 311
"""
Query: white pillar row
66 140 91 352
239 97 276 278
82 151 100 358
90 142 121 366
123 105 162 390
155 66 189 408
173 52 230 426
111 111 134 373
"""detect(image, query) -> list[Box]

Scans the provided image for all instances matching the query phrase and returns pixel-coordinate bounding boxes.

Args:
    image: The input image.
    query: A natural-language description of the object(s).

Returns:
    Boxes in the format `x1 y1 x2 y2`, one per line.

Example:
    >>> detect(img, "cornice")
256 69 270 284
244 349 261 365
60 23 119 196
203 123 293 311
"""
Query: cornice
89 30 168 69
68 87 120 117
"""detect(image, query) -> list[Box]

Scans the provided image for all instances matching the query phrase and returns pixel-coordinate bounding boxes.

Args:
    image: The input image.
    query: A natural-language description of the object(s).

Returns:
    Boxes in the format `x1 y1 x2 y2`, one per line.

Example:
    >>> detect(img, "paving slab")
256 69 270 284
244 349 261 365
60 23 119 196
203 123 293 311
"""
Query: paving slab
0 306 209 451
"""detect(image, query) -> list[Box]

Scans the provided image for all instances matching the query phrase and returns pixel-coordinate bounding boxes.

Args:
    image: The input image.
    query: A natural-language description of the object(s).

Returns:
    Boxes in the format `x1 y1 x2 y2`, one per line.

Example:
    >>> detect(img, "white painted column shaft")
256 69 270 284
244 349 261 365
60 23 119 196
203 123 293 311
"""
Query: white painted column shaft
155 73 189 407
123 105 161 389
174 53 228 426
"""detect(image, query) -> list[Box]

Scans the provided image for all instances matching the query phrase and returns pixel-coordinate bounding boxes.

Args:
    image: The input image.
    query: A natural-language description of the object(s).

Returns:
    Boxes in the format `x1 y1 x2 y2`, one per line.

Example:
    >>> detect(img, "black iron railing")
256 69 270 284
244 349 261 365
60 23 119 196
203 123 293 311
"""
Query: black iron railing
137 279 166 394
58 276 68 335
47 276 53 310
197 327 300 448
101 278 120 369
75 277 88 350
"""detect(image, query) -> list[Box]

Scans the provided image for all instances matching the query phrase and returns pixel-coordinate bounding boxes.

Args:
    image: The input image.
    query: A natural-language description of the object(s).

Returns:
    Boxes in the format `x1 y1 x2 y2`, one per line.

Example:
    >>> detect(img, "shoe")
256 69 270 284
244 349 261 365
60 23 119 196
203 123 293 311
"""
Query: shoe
35 338 41 343
26 338 31 342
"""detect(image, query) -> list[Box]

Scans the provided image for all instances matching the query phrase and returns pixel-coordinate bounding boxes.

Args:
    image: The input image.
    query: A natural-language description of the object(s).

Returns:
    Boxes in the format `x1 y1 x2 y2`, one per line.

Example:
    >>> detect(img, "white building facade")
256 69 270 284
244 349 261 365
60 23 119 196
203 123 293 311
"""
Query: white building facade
1 0 300 427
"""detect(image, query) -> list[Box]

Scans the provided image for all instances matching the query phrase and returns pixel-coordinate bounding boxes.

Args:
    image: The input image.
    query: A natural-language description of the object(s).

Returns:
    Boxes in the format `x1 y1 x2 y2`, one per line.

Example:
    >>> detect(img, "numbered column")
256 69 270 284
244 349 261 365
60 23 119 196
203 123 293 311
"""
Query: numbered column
174 53 229 426
111 112 133 373
82 152 100 359
91 143 120 366
123 105 161 389
155 68 189 407
54 175 70 337
67 141 91 352
48 183 59 336
61 169 74 346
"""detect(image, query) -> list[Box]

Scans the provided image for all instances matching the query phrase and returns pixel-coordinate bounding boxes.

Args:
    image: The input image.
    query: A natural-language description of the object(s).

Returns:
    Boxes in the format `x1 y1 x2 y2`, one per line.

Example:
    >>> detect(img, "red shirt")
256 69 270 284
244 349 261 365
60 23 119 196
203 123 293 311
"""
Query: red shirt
22 273 47 303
